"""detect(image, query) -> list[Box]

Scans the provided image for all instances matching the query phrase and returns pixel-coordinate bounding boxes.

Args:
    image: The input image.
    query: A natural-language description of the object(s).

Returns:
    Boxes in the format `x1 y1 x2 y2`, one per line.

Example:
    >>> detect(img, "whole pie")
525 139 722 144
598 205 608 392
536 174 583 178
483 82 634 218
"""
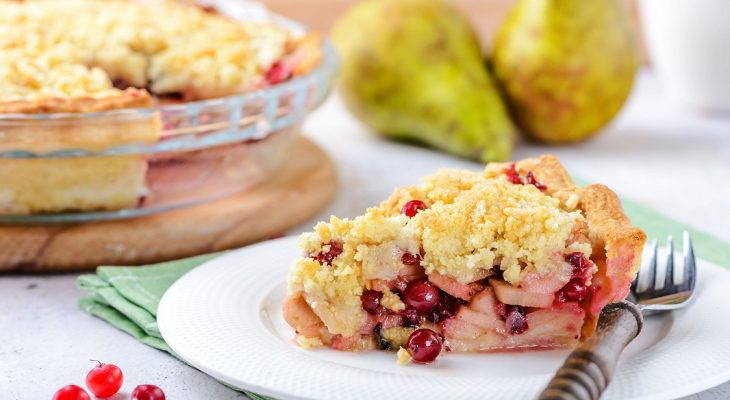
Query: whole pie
0 0 321 214
284 155 646 363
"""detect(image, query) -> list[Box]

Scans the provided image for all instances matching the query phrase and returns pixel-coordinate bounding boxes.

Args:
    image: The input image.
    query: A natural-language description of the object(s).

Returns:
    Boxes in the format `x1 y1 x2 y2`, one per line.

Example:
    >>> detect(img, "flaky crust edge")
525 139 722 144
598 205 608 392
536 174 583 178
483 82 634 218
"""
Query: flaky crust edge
0 88 152 114
512 154 646 285
577 184 647 298
510 155 647 321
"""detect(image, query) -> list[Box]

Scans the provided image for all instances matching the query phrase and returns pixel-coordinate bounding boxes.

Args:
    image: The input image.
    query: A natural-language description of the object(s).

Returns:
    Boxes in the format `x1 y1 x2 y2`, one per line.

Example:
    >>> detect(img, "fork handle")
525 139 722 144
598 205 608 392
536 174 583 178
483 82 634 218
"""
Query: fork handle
538 301 643 400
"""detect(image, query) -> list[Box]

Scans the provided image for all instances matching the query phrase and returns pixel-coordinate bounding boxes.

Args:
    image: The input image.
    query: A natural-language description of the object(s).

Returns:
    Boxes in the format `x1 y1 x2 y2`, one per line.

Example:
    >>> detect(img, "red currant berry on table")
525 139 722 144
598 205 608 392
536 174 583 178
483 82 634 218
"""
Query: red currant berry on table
132 384 166 400
403 280 440 314
407 328 442 363
85 361 123 398
52 385 90 400
401 200 427 217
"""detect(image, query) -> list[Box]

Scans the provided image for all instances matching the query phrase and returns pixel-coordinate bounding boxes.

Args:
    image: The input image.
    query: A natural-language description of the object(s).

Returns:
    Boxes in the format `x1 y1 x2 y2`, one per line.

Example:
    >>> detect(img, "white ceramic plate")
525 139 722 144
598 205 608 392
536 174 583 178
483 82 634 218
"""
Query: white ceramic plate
158 237 730 400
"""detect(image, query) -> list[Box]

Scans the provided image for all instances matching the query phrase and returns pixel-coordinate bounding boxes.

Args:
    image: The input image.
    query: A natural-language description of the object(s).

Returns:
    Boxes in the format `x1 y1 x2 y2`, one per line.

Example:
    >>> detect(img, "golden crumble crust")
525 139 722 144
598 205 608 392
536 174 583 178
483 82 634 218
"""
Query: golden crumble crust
0 88 152 114
0 0 322 113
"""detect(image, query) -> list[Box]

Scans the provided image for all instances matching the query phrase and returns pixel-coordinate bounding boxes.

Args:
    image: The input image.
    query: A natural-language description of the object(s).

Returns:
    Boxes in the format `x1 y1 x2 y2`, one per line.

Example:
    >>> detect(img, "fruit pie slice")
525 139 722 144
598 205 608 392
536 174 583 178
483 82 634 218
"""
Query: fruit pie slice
284 155 646 364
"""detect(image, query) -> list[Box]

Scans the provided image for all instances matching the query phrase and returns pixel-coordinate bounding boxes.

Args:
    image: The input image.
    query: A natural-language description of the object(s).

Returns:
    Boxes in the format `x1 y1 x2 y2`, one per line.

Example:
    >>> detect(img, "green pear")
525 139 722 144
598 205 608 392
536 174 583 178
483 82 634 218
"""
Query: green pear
492 0 638 143
332 0 515 162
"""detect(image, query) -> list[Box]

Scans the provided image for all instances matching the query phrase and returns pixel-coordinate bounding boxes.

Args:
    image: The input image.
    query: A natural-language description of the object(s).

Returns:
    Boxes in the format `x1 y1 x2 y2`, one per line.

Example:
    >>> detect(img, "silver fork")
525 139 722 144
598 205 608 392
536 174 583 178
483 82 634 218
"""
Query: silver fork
539 231 698 400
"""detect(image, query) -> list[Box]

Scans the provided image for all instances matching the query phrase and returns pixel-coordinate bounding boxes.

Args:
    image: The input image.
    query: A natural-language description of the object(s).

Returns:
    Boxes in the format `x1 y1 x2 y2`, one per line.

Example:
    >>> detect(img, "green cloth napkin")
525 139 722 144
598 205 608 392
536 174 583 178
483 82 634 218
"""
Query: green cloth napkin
77 253 272 400
77 253 218 353
77 199 730 399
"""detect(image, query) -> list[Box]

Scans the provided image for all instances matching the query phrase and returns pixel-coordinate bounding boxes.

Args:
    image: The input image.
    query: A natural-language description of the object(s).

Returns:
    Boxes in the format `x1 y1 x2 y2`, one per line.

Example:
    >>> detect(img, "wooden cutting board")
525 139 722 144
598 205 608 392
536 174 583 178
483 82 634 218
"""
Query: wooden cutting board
0 136 336 273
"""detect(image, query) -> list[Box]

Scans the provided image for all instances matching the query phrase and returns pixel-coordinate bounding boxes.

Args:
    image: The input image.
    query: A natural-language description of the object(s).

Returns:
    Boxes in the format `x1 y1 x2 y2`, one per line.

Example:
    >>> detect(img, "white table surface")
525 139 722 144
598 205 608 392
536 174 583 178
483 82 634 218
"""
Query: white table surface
1 71 729 400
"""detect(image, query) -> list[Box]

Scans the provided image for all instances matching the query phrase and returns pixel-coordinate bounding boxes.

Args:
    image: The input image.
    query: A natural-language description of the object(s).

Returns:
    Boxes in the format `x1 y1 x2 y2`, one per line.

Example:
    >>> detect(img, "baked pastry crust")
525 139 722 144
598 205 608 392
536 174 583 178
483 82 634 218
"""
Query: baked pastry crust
0 88 152 114
498 155 647 334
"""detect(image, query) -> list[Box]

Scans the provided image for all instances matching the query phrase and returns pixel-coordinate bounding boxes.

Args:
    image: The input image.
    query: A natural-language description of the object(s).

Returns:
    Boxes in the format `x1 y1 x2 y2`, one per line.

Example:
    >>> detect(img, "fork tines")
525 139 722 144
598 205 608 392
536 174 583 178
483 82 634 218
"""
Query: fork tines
633 231 696 299
682 231 697 293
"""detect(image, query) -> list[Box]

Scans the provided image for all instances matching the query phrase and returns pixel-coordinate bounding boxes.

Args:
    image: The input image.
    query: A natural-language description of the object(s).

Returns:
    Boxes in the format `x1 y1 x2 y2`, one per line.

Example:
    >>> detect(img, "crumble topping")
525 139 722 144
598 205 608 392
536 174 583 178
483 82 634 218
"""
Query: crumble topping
295 335 323 349
380 289 406 312
413 177 584 284
396 347 411 365
0 0 293 103
0 60 119 101
288 167 591 337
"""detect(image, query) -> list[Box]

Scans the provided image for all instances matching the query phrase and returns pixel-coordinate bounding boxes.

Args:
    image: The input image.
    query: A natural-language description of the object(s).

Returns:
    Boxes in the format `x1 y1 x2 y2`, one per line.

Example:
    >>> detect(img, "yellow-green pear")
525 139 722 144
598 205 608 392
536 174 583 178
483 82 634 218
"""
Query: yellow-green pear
492 0 638 143
332 0 515 162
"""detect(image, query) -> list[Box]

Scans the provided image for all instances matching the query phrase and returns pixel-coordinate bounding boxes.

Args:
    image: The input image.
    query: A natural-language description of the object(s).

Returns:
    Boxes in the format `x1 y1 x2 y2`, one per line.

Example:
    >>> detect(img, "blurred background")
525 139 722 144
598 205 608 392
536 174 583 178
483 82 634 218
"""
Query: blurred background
260 0 649 60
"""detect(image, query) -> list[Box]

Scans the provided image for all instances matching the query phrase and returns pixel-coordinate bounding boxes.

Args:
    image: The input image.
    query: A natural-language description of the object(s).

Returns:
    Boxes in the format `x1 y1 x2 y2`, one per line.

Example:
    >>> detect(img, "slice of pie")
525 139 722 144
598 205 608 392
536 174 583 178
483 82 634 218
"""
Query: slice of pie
0 0 322 215
284 155 646 363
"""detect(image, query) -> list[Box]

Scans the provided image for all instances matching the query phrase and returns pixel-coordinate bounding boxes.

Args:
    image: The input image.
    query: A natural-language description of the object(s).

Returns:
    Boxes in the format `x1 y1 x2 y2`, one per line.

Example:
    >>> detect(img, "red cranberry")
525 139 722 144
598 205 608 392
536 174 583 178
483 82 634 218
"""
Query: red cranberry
504 305 528 334
505 163 524 185
265 61 293 85
407 329 442 363
429 291 464 323
85 361 123 398
526 171 547 191
311 241 343 265
401 306 423 327
403 280 440 314
131 385 165 400
558 279 588 303
565 252 591 281
53 385 90 400
361 290 382 314
393 278 409 292
401 252 421 266
401 200 427 217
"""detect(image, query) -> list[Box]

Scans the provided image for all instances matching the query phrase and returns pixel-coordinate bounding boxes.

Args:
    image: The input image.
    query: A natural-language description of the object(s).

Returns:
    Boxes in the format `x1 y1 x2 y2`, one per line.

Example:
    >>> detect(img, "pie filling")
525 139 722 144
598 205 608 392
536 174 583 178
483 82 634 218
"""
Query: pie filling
284 156 645 363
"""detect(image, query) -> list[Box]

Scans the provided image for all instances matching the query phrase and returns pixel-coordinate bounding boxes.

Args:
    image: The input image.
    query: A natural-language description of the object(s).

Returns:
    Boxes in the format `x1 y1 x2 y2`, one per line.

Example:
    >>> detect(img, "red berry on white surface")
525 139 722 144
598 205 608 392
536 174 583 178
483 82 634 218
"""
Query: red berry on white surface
52 385 90 400
85 361 123 398
132 384 166 400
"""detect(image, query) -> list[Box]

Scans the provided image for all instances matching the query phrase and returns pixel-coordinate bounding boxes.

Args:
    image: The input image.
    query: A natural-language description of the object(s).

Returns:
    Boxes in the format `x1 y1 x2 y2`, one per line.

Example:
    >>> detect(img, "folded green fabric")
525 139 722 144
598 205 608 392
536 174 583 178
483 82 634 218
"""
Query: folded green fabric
77 253 216 353
78 198 730 400
77 253 269 399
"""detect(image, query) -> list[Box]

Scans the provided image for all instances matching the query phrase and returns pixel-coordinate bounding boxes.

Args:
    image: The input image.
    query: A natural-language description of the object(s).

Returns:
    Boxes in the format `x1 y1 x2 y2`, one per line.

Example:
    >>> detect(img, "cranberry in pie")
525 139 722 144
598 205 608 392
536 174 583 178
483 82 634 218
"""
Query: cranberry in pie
284 155 646 363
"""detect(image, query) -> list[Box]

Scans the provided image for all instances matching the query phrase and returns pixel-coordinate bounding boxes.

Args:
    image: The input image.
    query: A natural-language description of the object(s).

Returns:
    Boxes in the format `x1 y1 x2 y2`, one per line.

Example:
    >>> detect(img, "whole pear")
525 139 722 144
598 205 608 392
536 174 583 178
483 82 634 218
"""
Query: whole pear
332 0 515 162
492 0 638 143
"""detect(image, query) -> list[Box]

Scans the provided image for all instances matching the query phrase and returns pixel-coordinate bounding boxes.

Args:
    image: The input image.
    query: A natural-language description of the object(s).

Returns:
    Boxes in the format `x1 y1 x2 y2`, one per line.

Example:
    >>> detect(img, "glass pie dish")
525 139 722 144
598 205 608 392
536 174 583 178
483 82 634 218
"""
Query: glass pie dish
0 13 338 224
